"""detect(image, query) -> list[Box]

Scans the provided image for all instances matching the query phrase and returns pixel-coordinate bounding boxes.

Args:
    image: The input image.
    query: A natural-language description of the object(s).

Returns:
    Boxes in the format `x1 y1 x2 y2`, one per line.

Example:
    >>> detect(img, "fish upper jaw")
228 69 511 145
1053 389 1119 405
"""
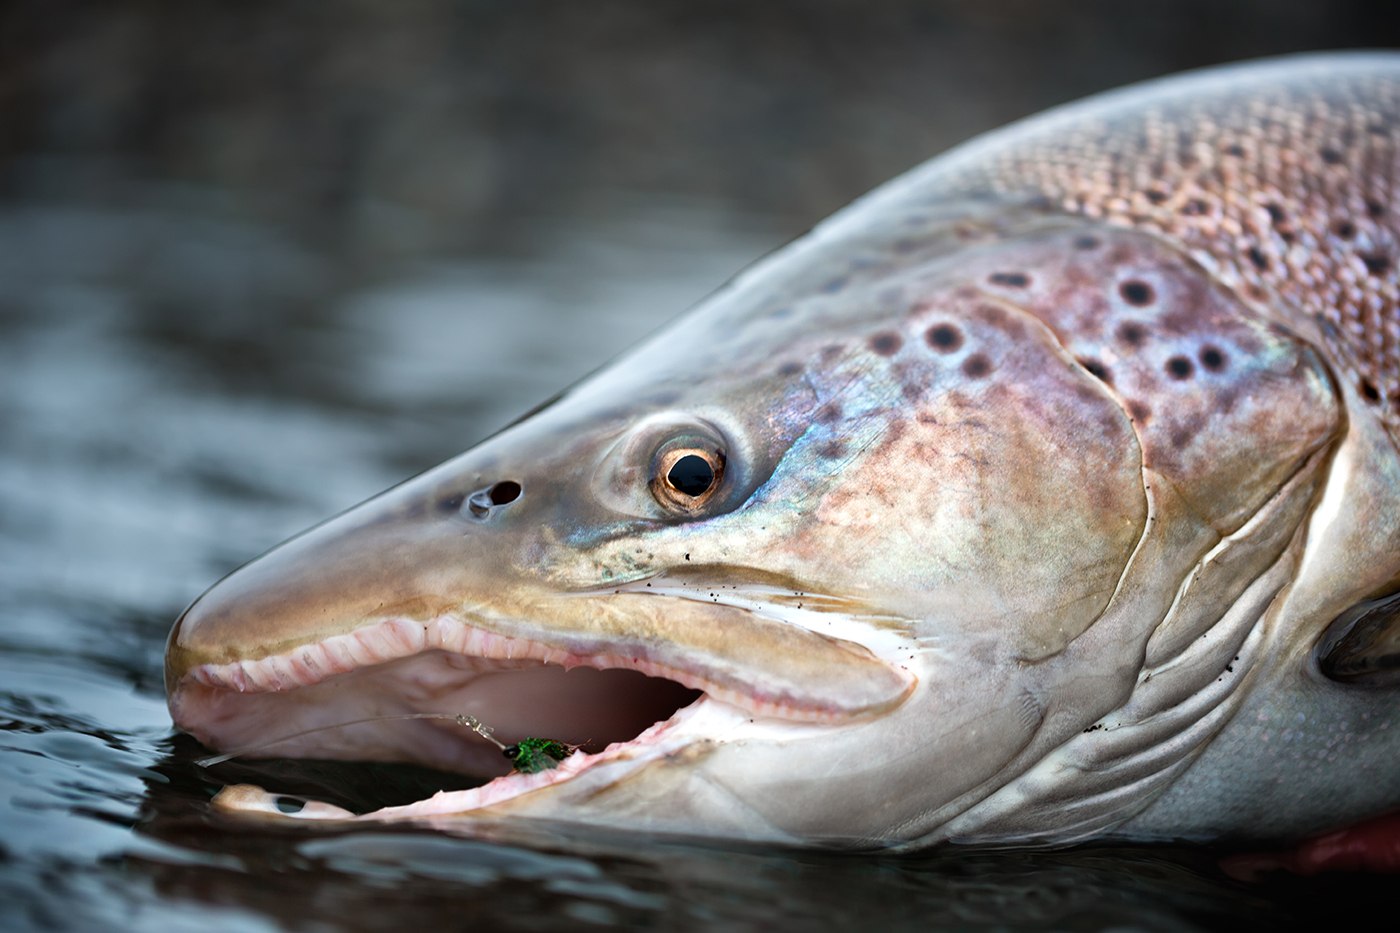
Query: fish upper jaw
173 600 915 729
172 595 917 838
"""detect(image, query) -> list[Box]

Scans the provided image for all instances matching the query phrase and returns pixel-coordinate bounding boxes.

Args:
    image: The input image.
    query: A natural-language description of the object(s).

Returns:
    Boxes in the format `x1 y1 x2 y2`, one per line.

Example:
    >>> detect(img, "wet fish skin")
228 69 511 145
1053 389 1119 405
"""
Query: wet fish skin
166 54 1400 847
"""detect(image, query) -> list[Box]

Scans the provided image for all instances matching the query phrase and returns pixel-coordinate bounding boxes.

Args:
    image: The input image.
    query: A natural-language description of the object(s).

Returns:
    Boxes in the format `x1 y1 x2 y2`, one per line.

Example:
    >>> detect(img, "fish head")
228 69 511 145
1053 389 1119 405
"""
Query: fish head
166 216 1340 845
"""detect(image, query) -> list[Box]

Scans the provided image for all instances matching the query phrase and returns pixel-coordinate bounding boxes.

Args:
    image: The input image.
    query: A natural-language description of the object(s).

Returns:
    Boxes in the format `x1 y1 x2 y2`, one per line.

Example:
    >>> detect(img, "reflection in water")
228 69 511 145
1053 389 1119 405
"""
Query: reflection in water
0 198 1391 933
5 4 1400 928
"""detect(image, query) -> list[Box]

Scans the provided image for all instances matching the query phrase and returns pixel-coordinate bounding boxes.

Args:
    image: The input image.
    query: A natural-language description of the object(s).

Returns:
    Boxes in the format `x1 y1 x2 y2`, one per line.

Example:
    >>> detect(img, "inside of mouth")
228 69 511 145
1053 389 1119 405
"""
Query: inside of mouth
184 649 703 807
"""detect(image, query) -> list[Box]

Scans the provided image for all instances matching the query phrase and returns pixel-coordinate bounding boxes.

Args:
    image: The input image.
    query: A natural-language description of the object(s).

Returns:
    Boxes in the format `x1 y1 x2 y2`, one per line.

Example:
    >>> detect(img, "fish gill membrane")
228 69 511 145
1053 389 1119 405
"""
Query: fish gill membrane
167 53 1400 852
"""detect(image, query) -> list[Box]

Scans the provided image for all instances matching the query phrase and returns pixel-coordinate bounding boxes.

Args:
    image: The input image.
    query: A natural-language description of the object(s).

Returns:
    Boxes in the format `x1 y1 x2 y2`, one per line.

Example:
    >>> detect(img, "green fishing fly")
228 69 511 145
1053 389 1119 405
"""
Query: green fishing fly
191 711 582 775
503 737 576 774
454 715 581 774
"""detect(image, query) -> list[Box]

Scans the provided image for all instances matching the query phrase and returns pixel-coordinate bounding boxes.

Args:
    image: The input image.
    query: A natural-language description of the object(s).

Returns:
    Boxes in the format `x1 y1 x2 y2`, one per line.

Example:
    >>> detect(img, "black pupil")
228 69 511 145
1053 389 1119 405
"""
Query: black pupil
668 454 715 497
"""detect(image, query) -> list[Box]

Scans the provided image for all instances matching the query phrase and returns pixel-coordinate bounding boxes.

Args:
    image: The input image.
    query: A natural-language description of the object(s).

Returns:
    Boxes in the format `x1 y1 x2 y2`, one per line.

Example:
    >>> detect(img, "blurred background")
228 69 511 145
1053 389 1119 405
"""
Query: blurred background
2 3 1399 930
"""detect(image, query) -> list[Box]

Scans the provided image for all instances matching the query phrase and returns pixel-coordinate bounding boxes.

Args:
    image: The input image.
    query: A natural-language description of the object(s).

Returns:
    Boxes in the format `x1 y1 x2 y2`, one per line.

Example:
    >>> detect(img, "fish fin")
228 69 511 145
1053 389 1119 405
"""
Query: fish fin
1317 591 1400 686
1220 810 1400 879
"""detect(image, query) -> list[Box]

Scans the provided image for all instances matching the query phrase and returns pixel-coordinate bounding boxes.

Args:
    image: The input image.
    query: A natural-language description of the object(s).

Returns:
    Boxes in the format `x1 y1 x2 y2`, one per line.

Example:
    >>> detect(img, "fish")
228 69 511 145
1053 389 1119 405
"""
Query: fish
166 53 1400 850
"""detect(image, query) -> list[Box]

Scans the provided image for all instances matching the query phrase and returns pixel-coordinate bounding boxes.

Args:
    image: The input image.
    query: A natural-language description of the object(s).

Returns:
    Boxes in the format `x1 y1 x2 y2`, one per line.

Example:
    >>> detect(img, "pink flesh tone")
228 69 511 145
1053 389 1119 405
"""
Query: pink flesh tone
182 615 905 724
213 701 706 821
1221 811 1400 879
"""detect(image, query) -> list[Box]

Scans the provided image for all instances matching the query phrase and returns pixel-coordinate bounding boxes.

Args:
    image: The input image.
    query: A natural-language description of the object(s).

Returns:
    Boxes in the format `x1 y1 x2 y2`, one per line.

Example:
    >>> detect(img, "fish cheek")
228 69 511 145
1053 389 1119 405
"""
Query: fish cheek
974 226 1344 534
810 315 1146 660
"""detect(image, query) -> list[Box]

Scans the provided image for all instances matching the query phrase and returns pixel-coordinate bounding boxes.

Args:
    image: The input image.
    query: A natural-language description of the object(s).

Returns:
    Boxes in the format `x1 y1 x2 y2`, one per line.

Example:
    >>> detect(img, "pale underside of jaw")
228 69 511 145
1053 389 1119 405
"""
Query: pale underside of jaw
212 696 780 823
183 603 893 823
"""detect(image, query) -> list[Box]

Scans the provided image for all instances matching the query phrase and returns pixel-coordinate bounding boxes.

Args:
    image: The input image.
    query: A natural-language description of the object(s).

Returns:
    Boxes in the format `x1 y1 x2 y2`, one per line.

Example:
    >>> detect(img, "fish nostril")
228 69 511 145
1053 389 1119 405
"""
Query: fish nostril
466 491 492 517
463 481 522 518
489 481 522 505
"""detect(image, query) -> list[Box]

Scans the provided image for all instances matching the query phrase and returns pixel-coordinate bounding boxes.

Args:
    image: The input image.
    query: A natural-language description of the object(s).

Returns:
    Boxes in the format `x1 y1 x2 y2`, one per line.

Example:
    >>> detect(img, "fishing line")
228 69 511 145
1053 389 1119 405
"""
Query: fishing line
194 712 505 768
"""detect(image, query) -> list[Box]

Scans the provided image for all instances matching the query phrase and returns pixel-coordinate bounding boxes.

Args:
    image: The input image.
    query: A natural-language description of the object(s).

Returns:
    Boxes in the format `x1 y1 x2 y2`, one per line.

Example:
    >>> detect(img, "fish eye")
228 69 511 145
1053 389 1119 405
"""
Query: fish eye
592 412 742 519
652 443 726 514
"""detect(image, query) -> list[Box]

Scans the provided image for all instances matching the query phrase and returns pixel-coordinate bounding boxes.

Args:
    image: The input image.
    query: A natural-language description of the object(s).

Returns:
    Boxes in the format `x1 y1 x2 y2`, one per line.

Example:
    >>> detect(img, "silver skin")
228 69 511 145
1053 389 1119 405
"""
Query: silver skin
167 55 1400 848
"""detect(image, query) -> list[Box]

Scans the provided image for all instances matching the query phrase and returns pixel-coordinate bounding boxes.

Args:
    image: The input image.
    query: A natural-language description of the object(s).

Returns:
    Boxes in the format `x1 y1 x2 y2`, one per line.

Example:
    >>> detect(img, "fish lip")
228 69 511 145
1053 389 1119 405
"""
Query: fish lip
210 694 727 822
178 612 905 724
175 590 916 820
343 698 714 822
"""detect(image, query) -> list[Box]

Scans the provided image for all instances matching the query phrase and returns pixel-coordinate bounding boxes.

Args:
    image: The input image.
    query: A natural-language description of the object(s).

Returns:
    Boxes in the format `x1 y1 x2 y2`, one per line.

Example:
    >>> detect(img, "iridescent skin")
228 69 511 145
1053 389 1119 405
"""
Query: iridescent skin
168 54 1400 848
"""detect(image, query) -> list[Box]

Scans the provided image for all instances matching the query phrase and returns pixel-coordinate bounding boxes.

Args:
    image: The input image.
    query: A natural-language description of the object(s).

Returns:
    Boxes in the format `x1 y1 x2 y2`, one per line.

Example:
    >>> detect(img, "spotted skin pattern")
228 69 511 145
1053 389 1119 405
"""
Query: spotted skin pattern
165 55 1400 853
892 55 1400 440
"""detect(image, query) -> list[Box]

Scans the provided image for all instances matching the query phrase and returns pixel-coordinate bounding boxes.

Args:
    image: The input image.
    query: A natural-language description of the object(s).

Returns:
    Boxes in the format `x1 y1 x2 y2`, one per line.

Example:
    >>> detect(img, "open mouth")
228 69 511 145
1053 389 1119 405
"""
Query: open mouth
171 601 913 822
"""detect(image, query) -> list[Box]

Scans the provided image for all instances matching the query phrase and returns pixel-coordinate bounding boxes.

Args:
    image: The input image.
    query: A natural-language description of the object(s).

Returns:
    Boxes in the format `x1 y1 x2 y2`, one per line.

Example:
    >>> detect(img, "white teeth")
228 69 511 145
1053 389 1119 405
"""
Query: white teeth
320 637 359 675
189 614 850 722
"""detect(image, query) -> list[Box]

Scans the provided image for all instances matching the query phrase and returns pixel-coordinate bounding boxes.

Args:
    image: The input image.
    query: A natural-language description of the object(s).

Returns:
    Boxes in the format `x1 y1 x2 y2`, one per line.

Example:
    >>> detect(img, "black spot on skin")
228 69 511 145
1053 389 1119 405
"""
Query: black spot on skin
1321 147 1344 165
818 440 846 459
989 272 1030 288
1265 205 1295 241
1120 280 1155 306
1225 144 1245 157
1367 200 1387 219
961 354 992 379
1073 235 1101 250
816 402 843 423
1199 346 1228 372
1166 355 1195 380
901 382 922 402
1248 247 1270 271
926 323 964 353
1079 357 1112 383
1146 189 1169 205
1333 219 1357 239
1360 252 1391 277
1361 380 1381 403
1127 400 1152 424
1182 199 1209 216
868 331 903 356
1117 321 1149 348
778 362 803 377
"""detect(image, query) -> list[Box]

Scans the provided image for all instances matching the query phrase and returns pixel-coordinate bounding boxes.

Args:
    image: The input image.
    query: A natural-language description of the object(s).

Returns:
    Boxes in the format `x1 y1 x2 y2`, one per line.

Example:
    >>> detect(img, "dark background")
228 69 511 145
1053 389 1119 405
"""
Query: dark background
2 3 1399 931
7 0 1400 256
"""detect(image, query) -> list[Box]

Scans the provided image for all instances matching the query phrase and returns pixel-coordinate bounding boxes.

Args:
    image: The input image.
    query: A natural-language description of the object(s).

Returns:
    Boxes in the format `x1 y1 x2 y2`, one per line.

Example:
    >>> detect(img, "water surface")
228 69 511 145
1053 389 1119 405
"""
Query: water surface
1 192 1394 931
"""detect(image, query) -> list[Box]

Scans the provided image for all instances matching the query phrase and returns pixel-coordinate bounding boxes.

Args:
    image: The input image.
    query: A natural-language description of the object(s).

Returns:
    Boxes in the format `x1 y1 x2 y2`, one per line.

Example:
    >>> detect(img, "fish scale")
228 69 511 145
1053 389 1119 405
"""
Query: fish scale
169 54 1400 852
892 55 1400 436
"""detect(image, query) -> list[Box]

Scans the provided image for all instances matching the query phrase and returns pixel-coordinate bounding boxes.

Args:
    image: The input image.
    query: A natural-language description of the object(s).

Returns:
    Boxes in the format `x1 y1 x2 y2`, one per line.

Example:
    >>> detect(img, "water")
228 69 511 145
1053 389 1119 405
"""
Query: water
0 190 1393 932
5 3 1400 928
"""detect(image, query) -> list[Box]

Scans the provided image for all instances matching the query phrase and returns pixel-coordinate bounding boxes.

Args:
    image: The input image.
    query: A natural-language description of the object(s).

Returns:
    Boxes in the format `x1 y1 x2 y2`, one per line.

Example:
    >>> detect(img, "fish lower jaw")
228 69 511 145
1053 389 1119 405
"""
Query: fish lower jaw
184 614 871 724
211 695 773 825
